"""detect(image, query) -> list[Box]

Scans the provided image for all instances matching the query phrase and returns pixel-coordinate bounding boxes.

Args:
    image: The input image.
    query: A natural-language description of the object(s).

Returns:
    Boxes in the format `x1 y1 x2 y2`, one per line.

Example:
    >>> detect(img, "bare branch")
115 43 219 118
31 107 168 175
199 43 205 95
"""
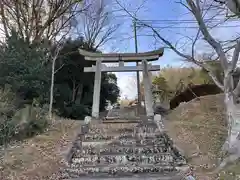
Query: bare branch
54 63 65 74
0 0 85 42
231 40 240 70
0 1 9 38
77 0 120 49
186 0 229 70
232 40 240 95
192 29 201 58
115 0 225 90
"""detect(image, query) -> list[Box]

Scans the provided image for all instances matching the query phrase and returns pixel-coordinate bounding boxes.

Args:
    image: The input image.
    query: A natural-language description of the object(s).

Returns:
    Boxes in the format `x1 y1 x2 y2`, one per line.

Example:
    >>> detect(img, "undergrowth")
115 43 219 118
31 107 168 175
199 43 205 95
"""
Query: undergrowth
0 86 49 146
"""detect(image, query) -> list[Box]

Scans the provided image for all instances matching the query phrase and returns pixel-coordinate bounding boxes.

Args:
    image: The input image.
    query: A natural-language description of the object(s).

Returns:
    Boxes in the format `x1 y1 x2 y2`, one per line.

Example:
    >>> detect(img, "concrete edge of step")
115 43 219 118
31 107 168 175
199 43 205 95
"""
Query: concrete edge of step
66 167 190 180
64 115 107 164
64 117 93 164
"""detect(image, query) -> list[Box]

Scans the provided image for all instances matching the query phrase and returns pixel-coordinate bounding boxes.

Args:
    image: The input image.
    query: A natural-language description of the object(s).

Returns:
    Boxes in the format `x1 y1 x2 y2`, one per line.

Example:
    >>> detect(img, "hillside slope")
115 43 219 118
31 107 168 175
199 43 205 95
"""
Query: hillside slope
0 119 83 180
165 94 240 179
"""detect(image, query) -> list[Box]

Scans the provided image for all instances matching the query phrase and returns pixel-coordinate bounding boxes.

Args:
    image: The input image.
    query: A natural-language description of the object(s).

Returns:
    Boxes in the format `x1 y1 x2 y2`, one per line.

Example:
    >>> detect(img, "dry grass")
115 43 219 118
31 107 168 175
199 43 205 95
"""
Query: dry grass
0 119 83 180
165 94 240 179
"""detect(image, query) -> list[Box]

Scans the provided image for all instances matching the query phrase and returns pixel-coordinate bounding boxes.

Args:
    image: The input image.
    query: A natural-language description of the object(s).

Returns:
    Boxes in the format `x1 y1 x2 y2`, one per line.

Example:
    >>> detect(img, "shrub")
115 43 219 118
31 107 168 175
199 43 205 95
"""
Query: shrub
0 87 49 146
62 103 91 119
14 105 49 138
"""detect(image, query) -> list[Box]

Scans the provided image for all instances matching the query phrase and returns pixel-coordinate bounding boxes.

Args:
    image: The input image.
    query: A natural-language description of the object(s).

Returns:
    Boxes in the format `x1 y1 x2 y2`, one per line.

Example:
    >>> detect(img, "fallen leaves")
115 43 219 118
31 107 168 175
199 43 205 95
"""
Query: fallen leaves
165 94 229 179
0 119 83 180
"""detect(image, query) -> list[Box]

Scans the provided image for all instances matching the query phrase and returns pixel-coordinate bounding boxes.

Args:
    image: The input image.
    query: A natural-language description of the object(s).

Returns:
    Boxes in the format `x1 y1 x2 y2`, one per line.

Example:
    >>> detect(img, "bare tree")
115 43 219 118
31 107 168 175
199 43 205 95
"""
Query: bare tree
0 0 85 42
48 41 65 121
214 0 240 16
75 0 120 50
116 0 240 170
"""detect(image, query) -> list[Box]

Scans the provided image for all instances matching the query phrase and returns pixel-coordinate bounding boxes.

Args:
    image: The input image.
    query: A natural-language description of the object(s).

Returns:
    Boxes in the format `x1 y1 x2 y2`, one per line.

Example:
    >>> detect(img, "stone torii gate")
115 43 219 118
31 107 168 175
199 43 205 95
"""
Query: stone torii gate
79 48 164 119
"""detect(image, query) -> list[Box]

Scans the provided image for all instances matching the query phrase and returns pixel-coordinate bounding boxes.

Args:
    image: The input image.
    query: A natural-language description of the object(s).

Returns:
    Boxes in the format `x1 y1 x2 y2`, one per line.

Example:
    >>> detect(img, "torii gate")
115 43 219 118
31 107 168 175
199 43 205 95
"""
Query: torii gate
79 48 164 119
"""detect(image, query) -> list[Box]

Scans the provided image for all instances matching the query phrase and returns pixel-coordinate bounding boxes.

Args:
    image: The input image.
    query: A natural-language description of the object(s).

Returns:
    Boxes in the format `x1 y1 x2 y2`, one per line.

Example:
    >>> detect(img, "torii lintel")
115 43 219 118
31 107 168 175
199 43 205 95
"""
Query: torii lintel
78 48 164 62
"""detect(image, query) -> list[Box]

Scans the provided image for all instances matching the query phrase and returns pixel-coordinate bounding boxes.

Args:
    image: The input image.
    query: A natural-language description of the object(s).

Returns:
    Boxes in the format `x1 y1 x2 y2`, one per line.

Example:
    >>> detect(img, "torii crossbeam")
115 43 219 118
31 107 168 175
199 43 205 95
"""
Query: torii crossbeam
79 48 164 62
79 48 164 119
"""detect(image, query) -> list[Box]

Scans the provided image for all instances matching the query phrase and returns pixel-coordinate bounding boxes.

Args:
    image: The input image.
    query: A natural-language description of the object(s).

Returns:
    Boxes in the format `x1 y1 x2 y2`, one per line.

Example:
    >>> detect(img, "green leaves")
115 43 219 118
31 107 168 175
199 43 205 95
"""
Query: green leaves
53 39 120 118
0 31 51 102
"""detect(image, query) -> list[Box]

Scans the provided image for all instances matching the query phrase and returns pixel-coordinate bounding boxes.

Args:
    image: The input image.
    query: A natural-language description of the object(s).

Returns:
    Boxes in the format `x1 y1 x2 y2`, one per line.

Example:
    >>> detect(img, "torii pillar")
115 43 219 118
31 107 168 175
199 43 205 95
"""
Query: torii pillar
91 60 102 118
142 60 154 117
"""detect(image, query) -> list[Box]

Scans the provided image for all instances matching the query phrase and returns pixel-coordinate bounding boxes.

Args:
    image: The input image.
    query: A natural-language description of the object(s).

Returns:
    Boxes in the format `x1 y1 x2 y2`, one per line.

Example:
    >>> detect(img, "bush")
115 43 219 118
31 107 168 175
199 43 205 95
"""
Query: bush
14 105 49 138
0 116 16 145
0 87 49 146
0 105 49 145
61 103 91 119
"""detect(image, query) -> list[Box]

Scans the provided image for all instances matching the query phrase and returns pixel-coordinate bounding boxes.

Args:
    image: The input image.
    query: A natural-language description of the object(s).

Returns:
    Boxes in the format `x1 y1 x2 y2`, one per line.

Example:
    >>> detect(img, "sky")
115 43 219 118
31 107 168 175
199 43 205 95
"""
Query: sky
105 0 187 99
98 0 240 100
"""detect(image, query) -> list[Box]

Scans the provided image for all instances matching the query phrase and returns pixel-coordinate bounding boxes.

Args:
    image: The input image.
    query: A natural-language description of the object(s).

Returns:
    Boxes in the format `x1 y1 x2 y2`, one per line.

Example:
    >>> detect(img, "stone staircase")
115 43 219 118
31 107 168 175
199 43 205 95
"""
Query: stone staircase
105 106 146 122
60 120 188 179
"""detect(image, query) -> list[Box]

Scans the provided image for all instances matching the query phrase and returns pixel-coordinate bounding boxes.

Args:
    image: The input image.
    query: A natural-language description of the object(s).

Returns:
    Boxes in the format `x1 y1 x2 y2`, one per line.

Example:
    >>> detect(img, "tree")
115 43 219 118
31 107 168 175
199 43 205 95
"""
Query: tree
0 30 50 104
48 40 65 121
75 0 120 50
53 38 94 118
199 60 224 84
55 38 95 103
116 0 240 170
214 0 240 16
53 38 120 119
100 73 120 111
0 0 84 42
0 0 86 119
152 75 170 102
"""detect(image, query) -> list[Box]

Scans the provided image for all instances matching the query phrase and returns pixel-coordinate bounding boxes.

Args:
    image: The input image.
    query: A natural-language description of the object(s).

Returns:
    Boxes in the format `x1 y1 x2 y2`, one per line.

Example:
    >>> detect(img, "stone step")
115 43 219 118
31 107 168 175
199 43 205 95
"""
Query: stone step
62 173 183 180
71 154 175 166
136 121 158 127
103 119 141 123
81 139 166 147
70 162 175 169
65 164 177 177
88 127 135 134
82 140 113 147
78 145 170 155
83 132 162 142
135 128 159 134
58 166 190 180
117 134 160 140
84 135 113 141
108 138 166 146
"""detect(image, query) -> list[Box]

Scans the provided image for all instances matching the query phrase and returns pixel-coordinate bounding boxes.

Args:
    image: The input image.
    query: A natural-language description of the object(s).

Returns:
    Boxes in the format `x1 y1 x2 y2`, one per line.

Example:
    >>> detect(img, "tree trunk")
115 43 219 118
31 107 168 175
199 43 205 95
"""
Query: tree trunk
72 81 76 103
224 92 240 154
78 84 83 104
49 58 56 121
216 92 240 171
72 82 82 103
226 0 240 15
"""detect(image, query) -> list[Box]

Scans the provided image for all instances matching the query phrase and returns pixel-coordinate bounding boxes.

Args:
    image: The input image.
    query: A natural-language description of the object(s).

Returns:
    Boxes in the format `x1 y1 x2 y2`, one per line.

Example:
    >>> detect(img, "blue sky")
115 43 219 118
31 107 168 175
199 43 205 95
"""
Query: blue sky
99 0 240 99
108 0 186 99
